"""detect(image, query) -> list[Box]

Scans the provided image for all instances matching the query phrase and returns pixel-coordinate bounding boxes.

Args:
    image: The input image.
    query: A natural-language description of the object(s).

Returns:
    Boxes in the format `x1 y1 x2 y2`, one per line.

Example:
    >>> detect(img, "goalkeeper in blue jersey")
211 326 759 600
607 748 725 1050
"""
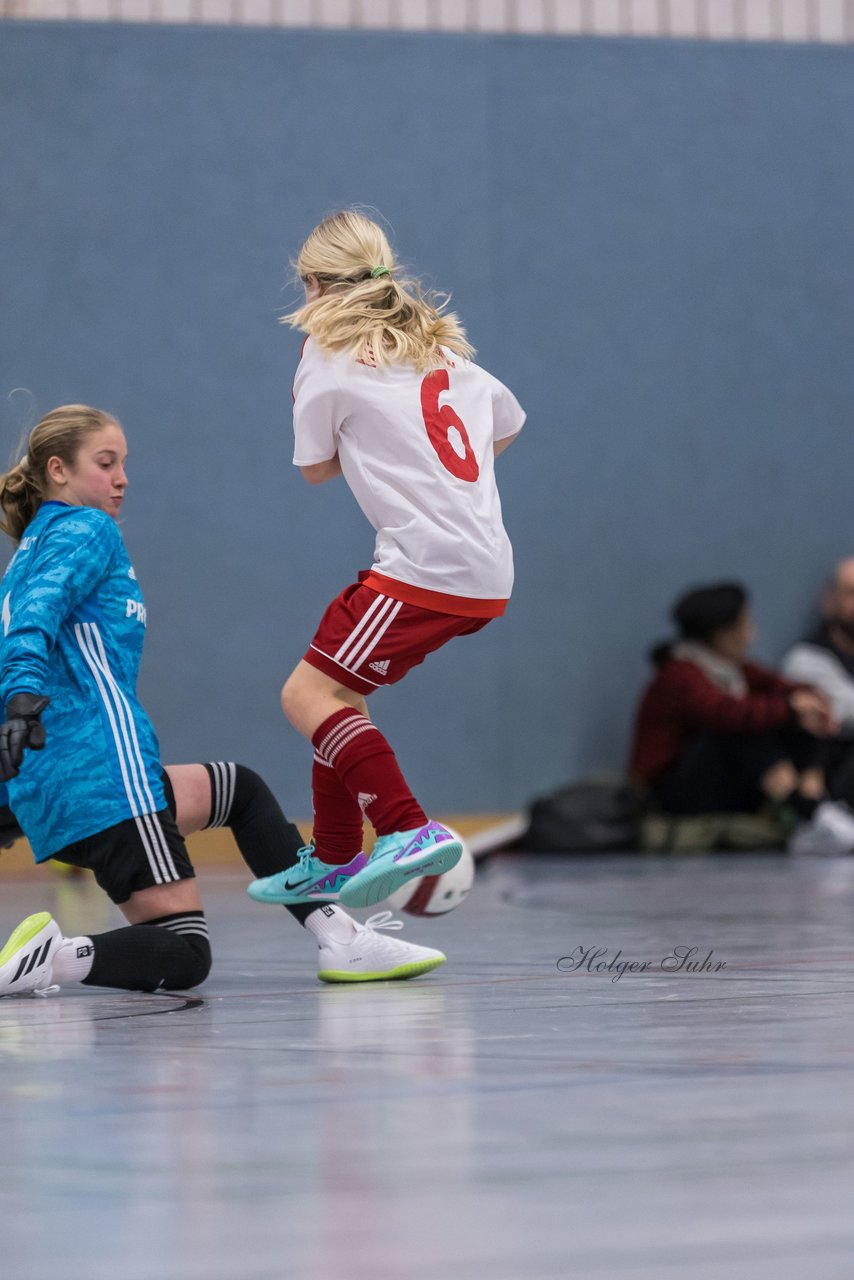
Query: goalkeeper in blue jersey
0 404 444 995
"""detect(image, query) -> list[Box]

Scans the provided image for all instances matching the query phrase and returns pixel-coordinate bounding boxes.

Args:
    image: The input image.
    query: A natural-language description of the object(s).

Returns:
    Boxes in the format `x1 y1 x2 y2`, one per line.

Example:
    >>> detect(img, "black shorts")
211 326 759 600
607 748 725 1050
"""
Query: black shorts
50 772 195 904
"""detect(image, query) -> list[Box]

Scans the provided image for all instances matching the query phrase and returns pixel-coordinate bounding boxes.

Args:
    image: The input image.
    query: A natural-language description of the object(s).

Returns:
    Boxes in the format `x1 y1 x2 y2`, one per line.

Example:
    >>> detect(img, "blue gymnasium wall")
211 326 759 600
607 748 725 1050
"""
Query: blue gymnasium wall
2 25 854 815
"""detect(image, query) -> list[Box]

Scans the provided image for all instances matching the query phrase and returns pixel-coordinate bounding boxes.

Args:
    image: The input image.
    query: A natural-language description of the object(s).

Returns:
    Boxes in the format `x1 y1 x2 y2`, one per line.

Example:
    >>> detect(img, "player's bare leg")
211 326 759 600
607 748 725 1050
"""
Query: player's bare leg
249 661 462 909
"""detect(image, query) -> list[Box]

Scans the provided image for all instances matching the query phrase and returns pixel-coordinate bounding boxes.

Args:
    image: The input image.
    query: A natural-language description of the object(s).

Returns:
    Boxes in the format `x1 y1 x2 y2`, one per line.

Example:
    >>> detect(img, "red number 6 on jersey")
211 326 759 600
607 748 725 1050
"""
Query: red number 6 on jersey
420 369 480 483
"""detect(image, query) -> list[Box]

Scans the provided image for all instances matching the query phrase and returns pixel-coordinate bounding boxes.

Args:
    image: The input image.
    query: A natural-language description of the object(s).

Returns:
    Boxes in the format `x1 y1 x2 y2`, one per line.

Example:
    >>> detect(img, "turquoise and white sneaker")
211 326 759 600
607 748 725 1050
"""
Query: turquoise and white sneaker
247 845 368 905
317 910 446 983
0 912 62 997
338 821 463 910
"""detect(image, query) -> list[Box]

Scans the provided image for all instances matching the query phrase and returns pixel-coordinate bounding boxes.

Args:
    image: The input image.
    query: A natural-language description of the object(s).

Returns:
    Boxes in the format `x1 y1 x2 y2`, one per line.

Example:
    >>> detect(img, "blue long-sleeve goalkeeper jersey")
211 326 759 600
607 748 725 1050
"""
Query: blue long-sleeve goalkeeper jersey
0 501 165 860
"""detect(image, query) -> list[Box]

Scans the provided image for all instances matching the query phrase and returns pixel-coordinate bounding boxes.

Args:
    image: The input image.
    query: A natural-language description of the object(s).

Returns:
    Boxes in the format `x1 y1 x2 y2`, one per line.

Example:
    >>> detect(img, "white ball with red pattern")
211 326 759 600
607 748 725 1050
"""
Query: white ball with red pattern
385 832 475 916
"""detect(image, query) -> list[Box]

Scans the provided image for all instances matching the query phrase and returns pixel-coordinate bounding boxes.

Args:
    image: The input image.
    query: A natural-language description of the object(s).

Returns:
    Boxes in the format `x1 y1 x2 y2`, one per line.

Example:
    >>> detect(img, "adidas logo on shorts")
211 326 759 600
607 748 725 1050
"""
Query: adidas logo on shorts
368 659 390 675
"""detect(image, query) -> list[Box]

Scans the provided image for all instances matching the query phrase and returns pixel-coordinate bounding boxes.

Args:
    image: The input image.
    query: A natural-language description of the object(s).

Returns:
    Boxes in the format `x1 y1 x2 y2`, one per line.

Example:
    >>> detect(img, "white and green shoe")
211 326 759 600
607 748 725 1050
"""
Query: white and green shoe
317 910 445 984
0 912 62 997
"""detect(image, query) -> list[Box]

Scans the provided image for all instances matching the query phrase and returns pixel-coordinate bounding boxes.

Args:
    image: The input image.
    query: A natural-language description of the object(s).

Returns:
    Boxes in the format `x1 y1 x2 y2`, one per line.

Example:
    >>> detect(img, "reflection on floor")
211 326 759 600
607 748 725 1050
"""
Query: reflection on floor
3 851 854 1280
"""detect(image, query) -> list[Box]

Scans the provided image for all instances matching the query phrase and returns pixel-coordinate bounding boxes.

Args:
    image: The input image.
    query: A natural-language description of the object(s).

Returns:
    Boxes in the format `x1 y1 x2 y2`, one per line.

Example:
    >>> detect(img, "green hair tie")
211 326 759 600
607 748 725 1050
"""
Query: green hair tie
370 265 390 279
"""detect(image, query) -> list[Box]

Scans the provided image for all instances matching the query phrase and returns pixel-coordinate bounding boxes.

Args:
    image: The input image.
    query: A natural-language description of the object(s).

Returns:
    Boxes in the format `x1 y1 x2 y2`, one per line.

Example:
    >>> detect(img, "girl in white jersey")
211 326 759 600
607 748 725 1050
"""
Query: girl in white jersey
249 210 524 913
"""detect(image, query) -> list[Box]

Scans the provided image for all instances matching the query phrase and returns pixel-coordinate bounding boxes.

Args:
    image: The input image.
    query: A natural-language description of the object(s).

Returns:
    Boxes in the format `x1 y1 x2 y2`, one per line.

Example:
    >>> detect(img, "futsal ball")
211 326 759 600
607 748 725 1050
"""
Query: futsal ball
384 831 475 916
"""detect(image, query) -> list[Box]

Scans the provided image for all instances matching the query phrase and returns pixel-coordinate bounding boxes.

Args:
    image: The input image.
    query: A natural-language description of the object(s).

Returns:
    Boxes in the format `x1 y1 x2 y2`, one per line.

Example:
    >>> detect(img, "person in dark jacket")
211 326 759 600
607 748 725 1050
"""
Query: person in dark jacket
629 583 854 854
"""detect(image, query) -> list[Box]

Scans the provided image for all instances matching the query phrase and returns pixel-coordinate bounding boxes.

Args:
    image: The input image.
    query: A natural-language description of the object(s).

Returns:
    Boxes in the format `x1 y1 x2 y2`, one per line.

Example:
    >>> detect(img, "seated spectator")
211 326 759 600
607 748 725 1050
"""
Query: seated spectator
782 558 854 806
629 582 854 853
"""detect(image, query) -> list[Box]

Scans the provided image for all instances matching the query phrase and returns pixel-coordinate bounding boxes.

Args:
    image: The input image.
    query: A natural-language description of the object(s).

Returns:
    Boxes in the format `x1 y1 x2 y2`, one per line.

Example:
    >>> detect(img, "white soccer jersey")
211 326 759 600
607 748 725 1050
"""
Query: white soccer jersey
292 339 525 615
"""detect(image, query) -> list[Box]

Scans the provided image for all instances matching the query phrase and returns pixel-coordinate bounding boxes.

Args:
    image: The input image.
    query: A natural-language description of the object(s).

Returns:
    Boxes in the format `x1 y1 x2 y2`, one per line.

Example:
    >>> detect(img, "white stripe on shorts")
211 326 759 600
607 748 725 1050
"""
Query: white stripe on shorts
340 599 403 673
134 813 179 885
333 592 392 665
307 645 383 687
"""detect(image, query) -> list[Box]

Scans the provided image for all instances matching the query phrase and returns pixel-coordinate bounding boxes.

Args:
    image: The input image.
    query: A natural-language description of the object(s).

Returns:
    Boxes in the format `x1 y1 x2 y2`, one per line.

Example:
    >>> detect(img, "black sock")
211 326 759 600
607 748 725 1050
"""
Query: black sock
83 912 211 992
204 762 317 925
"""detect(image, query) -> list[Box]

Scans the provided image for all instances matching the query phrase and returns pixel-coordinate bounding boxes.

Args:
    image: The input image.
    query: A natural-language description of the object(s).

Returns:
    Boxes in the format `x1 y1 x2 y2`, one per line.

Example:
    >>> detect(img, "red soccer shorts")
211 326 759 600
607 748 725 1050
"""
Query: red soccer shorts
304 579 491 695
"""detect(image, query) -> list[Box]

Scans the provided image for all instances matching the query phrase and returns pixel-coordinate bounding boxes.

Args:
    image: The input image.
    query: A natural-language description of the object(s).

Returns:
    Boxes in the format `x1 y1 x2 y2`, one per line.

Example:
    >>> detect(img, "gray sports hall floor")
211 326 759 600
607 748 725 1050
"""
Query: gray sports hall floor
3 850 854 1280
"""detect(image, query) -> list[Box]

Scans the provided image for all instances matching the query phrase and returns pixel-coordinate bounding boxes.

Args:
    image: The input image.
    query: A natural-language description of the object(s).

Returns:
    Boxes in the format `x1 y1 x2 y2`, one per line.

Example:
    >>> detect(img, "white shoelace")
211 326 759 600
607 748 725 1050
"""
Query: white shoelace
296 844 316 868
359 911 404 934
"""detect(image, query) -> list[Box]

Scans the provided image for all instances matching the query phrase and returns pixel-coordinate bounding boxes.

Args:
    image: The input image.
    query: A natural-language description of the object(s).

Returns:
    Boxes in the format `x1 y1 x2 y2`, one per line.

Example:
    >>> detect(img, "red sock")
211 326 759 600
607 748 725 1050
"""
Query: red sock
312 709 427 843
311 751 364 865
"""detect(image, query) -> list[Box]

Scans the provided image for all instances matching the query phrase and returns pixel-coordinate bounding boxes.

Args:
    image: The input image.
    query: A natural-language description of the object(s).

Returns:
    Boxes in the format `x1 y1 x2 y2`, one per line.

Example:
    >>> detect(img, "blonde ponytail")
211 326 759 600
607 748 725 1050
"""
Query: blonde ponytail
282 210 475 373
0 456 44 543
0 404 117 543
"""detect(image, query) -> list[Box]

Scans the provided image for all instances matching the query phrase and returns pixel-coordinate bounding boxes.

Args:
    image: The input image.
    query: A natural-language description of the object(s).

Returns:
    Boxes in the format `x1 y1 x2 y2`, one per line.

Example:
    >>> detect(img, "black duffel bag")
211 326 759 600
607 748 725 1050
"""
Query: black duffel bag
523 779 642 853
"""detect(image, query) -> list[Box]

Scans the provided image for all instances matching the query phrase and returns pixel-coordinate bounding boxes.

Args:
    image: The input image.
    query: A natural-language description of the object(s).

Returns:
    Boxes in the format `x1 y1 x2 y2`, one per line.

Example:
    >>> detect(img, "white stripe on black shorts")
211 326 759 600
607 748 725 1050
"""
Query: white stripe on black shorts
51 807 195 905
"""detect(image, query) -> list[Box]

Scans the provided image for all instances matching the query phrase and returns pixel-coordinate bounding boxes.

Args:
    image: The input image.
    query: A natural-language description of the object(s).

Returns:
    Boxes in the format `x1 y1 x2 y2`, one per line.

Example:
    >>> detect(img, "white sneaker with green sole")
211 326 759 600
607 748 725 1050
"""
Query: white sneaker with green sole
317 910 445 983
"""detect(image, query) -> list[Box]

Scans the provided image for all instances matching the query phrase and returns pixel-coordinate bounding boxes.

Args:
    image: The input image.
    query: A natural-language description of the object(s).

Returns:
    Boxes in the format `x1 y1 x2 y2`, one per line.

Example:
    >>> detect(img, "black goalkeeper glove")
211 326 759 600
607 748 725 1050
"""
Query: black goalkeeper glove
0 694 50 781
